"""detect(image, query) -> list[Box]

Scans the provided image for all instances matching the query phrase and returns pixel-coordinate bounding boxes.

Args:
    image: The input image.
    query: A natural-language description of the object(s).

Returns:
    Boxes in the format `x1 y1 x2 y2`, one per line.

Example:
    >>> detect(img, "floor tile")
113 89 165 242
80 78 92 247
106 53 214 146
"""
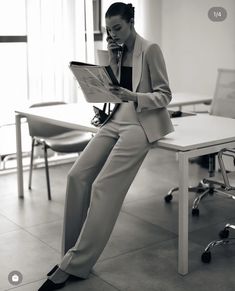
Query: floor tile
0 229 60 291
0 213 20 234
25 220 63 252
95 238 235 291
98 211 176 262
122 192 235 235
6 275 119 291
1 148 235 291
0 173 18 198
0 196 64 228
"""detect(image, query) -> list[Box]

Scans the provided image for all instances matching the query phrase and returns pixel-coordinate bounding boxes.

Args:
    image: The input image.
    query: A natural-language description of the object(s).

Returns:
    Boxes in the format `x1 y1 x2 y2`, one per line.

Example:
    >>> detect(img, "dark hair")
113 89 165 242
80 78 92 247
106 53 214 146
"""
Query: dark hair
105 2 135 22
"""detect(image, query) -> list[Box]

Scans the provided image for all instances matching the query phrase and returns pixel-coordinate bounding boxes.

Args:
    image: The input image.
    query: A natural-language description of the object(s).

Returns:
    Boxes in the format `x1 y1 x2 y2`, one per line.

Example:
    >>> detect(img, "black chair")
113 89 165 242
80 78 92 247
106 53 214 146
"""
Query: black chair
200 148 235 263
27 102 93 200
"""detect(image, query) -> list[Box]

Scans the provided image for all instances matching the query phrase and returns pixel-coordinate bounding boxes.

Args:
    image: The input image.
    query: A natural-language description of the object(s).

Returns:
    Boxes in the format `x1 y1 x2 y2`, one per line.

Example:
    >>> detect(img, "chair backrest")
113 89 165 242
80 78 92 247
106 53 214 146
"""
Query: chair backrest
27 101 73 138
210 68 235 118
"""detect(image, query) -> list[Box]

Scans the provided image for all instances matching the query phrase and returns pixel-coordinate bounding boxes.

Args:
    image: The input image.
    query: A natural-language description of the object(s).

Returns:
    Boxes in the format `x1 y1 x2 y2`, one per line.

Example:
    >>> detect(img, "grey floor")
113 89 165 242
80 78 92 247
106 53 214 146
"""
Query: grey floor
1 148 235 291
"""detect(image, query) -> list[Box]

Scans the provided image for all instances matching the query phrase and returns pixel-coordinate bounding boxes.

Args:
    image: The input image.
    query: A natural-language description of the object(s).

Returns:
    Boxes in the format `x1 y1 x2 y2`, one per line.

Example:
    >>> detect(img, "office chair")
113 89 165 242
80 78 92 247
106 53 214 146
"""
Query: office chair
27 101 93 200
164 68 235 216
164 153 217 216
200 148 235 263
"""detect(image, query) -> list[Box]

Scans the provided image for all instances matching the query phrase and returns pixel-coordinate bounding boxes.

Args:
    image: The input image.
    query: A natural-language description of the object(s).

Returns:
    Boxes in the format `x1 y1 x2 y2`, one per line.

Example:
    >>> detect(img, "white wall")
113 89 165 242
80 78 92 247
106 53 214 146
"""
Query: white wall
138 0 162 45
161 0 235 96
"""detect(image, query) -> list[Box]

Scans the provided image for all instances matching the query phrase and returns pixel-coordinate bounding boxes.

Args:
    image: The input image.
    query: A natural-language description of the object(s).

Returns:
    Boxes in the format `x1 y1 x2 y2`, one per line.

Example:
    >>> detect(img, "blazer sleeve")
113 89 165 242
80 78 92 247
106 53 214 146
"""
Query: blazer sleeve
136 43 172 112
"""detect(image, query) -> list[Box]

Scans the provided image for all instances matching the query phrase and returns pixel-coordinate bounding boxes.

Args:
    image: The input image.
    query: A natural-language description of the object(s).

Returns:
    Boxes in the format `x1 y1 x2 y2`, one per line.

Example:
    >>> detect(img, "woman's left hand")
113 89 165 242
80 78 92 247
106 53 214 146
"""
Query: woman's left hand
109 85 137 102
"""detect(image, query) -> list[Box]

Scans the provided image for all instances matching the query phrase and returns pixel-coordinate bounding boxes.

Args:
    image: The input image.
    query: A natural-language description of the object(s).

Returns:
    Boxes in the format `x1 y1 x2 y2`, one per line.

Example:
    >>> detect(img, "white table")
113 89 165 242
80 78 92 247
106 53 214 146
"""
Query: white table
169 92 212 110
15 104 235 276
156 114 235 274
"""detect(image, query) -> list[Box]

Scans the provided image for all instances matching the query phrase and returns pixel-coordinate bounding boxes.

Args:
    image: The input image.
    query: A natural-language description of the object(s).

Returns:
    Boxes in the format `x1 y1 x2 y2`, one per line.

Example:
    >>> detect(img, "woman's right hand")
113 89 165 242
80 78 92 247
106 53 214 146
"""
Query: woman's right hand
107 36 120 52
107 36 121 64
106 35 121 74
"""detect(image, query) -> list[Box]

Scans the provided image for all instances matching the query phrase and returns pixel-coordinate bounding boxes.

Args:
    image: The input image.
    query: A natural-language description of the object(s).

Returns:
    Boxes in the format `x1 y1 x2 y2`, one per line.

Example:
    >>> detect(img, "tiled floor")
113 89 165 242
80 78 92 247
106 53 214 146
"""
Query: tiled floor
0 148 235 291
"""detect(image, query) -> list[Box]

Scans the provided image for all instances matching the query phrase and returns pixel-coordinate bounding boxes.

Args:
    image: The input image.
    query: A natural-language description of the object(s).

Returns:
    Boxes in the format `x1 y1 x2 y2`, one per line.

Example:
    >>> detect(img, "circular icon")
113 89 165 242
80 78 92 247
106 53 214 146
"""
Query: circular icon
8 271 23 286
208 7 227 22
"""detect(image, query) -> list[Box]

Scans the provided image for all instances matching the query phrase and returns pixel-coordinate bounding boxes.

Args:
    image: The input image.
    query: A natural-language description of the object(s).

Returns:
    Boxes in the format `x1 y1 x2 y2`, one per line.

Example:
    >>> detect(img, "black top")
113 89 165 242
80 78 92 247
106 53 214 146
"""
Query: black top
120 66 132 91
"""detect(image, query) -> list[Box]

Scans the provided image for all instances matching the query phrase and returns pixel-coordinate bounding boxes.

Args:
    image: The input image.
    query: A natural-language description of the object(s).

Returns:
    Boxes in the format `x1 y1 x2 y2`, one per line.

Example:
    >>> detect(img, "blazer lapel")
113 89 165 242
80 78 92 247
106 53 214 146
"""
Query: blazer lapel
132 34 143 92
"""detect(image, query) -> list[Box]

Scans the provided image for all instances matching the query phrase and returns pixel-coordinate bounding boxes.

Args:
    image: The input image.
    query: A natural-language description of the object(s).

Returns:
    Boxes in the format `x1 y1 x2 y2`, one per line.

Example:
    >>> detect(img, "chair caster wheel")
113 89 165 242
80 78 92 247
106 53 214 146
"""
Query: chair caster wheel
201 251 211 263
192 208 199 216
219 229 229 239
164 194 173 203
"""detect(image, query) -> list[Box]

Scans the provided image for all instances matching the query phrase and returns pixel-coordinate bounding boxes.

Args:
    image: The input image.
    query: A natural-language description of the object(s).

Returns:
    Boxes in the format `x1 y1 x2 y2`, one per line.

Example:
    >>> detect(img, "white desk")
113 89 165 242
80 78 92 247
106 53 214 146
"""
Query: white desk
169 92 212 110
156 114 235 274
15 104 235 276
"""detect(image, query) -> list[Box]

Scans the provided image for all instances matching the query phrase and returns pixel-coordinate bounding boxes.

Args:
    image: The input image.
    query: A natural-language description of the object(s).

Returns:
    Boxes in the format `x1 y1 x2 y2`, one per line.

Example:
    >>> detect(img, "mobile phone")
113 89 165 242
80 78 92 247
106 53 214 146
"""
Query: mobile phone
106 29 122 52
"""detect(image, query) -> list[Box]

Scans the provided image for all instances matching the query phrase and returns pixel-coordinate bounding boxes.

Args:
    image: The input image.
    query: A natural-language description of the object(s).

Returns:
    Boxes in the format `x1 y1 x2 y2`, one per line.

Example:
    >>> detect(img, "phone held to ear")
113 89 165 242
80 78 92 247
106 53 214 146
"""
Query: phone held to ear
106 30 122 52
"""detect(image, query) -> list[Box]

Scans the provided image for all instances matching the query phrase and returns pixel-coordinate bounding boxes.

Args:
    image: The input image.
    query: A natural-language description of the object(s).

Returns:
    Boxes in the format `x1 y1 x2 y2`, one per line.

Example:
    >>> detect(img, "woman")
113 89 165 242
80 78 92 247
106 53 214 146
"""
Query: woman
39 2 174 290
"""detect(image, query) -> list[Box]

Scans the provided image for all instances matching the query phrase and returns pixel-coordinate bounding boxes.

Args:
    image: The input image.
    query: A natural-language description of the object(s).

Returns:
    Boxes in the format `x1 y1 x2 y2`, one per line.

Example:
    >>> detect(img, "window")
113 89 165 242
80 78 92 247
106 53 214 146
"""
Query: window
0 0 28 125
91 0 102 41
93 0 101 33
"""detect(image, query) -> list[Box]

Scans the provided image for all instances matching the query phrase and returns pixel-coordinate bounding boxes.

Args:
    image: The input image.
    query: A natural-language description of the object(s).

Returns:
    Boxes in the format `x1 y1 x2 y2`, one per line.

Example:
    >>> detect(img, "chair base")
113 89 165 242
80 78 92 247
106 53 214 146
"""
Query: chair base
201 224 235 263
164 180 213 216
164 153 218 215
164 180 235 216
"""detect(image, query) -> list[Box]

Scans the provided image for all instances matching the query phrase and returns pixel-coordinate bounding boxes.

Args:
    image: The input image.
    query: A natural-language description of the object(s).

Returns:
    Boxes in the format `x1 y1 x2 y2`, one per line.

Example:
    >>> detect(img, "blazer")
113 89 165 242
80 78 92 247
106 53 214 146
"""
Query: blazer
104 33 174 143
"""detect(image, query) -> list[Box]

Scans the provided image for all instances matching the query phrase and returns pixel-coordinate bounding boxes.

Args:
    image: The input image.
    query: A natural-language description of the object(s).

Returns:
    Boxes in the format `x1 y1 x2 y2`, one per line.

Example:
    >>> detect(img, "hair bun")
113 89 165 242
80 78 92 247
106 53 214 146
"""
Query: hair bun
127 3 135 18
105 2 135 21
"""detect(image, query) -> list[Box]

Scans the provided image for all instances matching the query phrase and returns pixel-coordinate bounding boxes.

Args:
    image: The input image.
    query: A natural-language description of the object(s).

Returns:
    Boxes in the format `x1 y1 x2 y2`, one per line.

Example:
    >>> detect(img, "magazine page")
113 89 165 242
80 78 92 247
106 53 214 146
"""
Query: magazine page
70 63 121 103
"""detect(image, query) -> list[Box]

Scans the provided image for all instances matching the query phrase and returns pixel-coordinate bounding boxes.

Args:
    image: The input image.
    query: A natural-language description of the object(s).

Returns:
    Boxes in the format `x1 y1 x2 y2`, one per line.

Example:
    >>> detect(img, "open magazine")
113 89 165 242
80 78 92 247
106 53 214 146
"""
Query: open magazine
70 61 122 103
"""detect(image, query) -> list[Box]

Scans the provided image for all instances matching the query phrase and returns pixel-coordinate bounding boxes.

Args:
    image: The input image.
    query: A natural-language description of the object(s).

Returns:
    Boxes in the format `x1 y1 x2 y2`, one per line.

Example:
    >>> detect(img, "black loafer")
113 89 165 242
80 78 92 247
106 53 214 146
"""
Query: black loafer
38 279 65 291
47 265 59 276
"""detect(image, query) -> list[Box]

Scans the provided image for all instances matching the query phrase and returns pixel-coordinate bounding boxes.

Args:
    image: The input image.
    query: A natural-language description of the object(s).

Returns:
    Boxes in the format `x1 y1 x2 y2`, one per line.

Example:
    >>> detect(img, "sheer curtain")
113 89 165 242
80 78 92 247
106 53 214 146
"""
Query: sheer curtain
26 0 93 104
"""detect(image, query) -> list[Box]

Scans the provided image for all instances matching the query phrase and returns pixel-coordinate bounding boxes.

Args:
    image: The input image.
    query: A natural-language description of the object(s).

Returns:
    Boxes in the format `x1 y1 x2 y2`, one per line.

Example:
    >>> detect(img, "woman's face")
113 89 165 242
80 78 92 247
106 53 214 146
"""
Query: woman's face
105 15 132 45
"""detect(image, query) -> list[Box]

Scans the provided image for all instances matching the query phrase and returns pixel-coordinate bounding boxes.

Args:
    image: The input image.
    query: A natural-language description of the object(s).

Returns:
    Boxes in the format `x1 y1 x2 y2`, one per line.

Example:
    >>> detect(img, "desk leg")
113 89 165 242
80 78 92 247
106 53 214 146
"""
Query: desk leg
15 113 24 199
178 152 189 275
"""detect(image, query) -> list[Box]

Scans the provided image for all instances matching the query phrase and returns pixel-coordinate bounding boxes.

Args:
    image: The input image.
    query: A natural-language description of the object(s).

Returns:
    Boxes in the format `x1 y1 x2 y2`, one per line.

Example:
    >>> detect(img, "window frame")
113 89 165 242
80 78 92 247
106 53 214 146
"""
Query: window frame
0 35 27 42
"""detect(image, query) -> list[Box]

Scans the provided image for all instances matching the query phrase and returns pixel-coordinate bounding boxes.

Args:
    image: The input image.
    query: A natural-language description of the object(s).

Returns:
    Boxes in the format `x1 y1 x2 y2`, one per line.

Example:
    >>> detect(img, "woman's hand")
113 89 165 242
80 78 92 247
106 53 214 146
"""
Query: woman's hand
109 85 137 102
107 36 121 64
107 36 121 51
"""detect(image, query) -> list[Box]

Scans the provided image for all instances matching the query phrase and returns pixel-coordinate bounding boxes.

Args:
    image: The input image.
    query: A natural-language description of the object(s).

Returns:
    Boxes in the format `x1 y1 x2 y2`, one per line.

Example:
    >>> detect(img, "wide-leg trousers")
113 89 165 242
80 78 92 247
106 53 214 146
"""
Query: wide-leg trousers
59 119 150 278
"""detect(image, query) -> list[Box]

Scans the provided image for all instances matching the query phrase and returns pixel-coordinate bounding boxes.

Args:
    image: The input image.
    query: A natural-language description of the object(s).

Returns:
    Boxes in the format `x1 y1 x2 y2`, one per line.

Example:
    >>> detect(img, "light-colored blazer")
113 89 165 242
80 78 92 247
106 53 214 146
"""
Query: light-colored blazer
104 33 174 143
